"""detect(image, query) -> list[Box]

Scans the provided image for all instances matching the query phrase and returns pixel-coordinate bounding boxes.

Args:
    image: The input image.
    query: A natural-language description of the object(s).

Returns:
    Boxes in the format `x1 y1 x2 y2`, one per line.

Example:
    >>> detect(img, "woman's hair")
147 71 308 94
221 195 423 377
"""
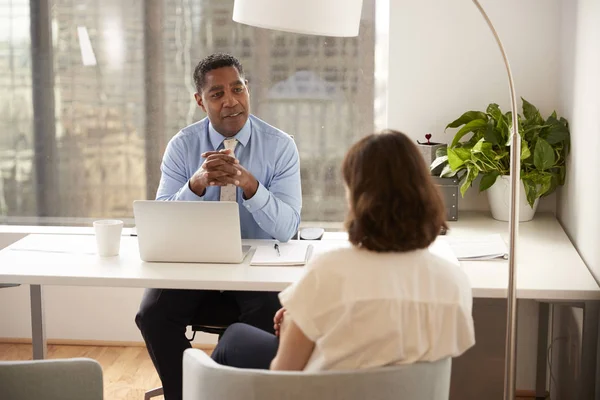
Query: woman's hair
342 129 448 252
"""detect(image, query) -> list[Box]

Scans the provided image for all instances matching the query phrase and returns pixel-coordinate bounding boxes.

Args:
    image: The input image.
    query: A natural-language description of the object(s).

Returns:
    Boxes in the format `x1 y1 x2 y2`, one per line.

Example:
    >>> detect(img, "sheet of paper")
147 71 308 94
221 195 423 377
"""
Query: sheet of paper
441 234 508 260
250 242 313 266
9 235 97 255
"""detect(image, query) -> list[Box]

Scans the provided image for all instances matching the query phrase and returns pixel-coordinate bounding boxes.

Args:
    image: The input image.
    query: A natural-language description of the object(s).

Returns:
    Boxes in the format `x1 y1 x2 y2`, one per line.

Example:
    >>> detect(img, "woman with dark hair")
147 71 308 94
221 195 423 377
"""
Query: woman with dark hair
211 130 475 371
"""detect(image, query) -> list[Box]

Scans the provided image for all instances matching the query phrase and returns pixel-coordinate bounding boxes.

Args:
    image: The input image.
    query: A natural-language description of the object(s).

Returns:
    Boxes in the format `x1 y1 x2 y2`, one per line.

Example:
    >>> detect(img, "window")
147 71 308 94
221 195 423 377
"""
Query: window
0 0 379 225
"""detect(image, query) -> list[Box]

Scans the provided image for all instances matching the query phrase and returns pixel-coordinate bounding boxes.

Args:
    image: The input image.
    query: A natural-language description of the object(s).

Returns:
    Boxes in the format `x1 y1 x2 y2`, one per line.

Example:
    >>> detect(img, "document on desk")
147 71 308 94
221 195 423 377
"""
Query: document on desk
9 235 96 255
250 242 313 266
443 234 509 260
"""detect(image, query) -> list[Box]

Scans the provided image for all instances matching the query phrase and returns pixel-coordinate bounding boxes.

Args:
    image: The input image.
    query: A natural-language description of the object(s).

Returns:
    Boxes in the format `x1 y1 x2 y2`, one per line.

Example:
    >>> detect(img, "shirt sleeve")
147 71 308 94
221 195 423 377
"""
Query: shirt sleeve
155 134 205 201
242 135 301 242
278 255 341 342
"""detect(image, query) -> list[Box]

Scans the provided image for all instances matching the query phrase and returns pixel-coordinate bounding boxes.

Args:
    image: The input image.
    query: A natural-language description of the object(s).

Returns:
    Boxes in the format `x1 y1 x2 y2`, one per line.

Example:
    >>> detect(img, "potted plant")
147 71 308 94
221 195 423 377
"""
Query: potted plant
430 98 570 221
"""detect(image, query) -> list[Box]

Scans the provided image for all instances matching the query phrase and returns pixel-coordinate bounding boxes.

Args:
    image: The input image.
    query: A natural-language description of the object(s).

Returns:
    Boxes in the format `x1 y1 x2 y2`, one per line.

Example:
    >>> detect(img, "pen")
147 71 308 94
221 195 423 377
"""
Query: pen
274 243 281 257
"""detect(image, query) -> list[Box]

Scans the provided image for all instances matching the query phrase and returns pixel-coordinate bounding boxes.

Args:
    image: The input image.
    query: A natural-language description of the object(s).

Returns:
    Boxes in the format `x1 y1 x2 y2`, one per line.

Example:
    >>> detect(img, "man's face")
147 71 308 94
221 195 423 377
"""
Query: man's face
195 66 250 137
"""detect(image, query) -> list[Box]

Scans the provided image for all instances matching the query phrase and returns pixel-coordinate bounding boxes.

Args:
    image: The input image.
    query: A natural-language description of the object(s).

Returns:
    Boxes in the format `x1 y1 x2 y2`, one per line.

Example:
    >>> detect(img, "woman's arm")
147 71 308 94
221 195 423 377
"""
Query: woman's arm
270 314 315 371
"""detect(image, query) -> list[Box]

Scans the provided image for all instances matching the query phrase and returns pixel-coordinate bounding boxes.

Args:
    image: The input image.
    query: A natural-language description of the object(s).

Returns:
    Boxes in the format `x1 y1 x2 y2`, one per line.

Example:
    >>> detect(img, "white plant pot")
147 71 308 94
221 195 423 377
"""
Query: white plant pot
486 175 539 222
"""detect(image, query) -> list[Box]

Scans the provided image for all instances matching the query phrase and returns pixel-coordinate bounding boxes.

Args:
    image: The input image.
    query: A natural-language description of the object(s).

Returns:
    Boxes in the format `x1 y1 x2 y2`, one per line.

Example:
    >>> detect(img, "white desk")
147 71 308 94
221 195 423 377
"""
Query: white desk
0 212 598 397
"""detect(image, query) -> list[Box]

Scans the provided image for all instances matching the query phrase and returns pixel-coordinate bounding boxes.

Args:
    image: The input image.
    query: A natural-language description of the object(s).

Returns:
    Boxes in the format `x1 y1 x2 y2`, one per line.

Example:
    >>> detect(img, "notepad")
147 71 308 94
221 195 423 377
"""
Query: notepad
250 242 313 266
442 234 509 260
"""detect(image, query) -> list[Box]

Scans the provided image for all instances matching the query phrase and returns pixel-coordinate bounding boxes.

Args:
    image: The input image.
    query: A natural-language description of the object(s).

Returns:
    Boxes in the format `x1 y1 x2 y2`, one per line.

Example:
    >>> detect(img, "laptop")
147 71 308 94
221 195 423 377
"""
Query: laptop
133 200 251 263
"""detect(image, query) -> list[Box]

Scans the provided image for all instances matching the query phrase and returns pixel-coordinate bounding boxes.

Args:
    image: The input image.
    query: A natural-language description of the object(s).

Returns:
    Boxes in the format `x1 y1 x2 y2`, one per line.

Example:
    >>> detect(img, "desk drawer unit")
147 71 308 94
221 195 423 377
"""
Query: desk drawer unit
432 176 459 221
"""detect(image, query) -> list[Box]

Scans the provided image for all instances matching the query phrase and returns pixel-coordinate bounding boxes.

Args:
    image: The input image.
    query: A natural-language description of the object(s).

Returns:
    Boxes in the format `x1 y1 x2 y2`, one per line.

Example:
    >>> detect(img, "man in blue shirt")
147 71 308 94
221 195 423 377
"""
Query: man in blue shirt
135 53 302 400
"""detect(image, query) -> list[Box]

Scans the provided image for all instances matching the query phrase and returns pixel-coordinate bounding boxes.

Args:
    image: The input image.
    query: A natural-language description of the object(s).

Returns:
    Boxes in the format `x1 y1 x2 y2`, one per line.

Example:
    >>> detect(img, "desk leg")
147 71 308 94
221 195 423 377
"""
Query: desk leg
579 301 599 400
535 302 549 399
30 285 47 360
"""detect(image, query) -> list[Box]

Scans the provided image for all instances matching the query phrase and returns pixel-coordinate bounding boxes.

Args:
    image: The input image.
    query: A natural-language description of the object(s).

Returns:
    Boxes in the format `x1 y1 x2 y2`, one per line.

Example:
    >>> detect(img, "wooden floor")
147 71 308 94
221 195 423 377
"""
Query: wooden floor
0 343 204 400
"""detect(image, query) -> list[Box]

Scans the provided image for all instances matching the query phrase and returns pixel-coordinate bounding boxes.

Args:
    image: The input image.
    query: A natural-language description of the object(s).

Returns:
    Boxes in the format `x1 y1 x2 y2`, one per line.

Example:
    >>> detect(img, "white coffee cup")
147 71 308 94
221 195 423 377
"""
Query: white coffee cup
93 220 124 257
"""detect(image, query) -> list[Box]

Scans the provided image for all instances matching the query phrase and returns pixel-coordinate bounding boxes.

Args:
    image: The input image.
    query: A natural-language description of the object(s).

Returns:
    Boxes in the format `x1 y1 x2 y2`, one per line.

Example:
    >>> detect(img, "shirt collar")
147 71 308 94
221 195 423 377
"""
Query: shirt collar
208 117 252 150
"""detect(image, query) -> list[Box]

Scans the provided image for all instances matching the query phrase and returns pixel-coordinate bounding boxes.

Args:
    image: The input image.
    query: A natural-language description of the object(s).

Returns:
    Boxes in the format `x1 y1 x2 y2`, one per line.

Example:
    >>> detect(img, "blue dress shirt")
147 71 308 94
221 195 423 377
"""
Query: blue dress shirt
156 115 302 242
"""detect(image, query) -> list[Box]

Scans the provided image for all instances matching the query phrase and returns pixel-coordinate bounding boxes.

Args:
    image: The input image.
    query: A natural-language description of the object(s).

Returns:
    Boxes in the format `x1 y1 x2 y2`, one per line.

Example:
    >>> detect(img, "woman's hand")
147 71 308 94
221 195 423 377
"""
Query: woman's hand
270 316 315 371
273 307 286 337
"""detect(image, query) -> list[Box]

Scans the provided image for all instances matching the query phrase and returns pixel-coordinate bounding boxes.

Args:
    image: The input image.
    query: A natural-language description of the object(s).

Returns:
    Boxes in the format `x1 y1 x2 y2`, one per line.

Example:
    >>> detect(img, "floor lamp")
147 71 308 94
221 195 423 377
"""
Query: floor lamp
232 0 521 398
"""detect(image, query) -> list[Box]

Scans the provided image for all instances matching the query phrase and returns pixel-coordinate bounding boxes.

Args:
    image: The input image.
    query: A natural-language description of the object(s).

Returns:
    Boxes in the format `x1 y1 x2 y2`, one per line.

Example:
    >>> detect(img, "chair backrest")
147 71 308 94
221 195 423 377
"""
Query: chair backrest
183 349 451 400
0 358 103 400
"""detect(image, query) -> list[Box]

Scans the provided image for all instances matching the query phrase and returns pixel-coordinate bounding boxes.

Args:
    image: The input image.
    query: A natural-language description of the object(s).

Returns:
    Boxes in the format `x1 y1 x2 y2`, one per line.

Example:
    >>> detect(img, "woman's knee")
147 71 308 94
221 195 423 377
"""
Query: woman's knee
213 323 278 369
220 322 253 342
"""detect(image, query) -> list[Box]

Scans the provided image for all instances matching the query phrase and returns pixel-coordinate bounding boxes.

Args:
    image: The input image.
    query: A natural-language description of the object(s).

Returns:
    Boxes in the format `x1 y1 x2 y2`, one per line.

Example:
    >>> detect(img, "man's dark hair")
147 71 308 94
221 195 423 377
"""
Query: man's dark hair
193 53 245 93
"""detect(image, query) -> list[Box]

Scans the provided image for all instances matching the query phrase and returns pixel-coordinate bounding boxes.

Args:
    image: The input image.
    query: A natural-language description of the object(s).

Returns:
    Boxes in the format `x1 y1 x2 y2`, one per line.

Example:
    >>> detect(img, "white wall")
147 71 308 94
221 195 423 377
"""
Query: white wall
557 0 600 283
552 2 600 397
387 0 561 212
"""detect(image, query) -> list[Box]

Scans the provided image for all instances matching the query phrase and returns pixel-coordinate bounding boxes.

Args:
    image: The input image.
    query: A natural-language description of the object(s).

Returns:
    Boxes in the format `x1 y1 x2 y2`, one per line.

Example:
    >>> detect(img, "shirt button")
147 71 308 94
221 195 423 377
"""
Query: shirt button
246 205 250 208
258 222 261 226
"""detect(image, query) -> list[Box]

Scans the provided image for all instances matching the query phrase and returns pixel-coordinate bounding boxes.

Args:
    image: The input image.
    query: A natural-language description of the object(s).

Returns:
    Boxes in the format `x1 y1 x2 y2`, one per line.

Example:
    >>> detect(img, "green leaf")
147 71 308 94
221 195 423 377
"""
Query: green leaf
435 146 447 158
479 171 500 192
495 152 508 161
524 124 548 135
522 97 543 125
451 119 488 147
445 111 487 130
454 147 472 161
471 140 497 169
558 165 566 185
430 155 448 172
522 178 538 208
504 111 517 145
447 148 465 170
521 139 531 160
545 114 559 126
534 138 556 171
440 164 457 178
486 103 503 122
484 118 501 145
460 165 479 197
538 174 553 196
496 116 509 143
545 123 570 145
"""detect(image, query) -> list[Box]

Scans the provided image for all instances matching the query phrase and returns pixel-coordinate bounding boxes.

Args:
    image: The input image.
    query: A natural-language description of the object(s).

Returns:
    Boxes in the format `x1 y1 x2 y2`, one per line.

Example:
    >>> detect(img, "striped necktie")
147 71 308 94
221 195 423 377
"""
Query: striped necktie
219 138 238 202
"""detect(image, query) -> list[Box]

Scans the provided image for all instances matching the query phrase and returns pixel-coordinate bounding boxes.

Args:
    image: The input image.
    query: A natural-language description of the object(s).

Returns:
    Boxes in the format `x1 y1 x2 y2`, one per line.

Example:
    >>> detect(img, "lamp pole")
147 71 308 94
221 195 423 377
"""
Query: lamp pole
471 2 520 399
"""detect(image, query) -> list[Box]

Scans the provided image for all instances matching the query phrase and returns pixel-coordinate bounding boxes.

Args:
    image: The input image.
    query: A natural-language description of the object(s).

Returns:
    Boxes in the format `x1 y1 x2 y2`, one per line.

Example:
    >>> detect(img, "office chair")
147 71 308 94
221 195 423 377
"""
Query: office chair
144 293 240 400
0 358 103 400
183 349 452 400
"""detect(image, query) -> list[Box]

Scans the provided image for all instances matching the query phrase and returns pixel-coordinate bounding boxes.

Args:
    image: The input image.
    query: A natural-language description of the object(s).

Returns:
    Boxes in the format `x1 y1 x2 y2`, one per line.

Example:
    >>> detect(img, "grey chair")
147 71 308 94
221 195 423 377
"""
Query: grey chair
0 358 103 400
182 348 452 400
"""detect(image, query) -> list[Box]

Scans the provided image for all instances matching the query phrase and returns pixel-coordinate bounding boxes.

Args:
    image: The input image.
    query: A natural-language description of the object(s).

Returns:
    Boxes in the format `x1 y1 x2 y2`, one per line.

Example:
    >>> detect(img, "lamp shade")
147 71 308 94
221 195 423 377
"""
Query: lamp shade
232 0 363 37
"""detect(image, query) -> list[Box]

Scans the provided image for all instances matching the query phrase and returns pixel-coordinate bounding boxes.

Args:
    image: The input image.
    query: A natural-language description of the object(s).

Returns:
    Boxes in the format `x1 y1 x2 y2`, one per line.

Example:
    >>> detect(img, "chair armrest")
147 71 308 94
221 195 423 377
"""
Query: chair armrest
183 348 219 369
